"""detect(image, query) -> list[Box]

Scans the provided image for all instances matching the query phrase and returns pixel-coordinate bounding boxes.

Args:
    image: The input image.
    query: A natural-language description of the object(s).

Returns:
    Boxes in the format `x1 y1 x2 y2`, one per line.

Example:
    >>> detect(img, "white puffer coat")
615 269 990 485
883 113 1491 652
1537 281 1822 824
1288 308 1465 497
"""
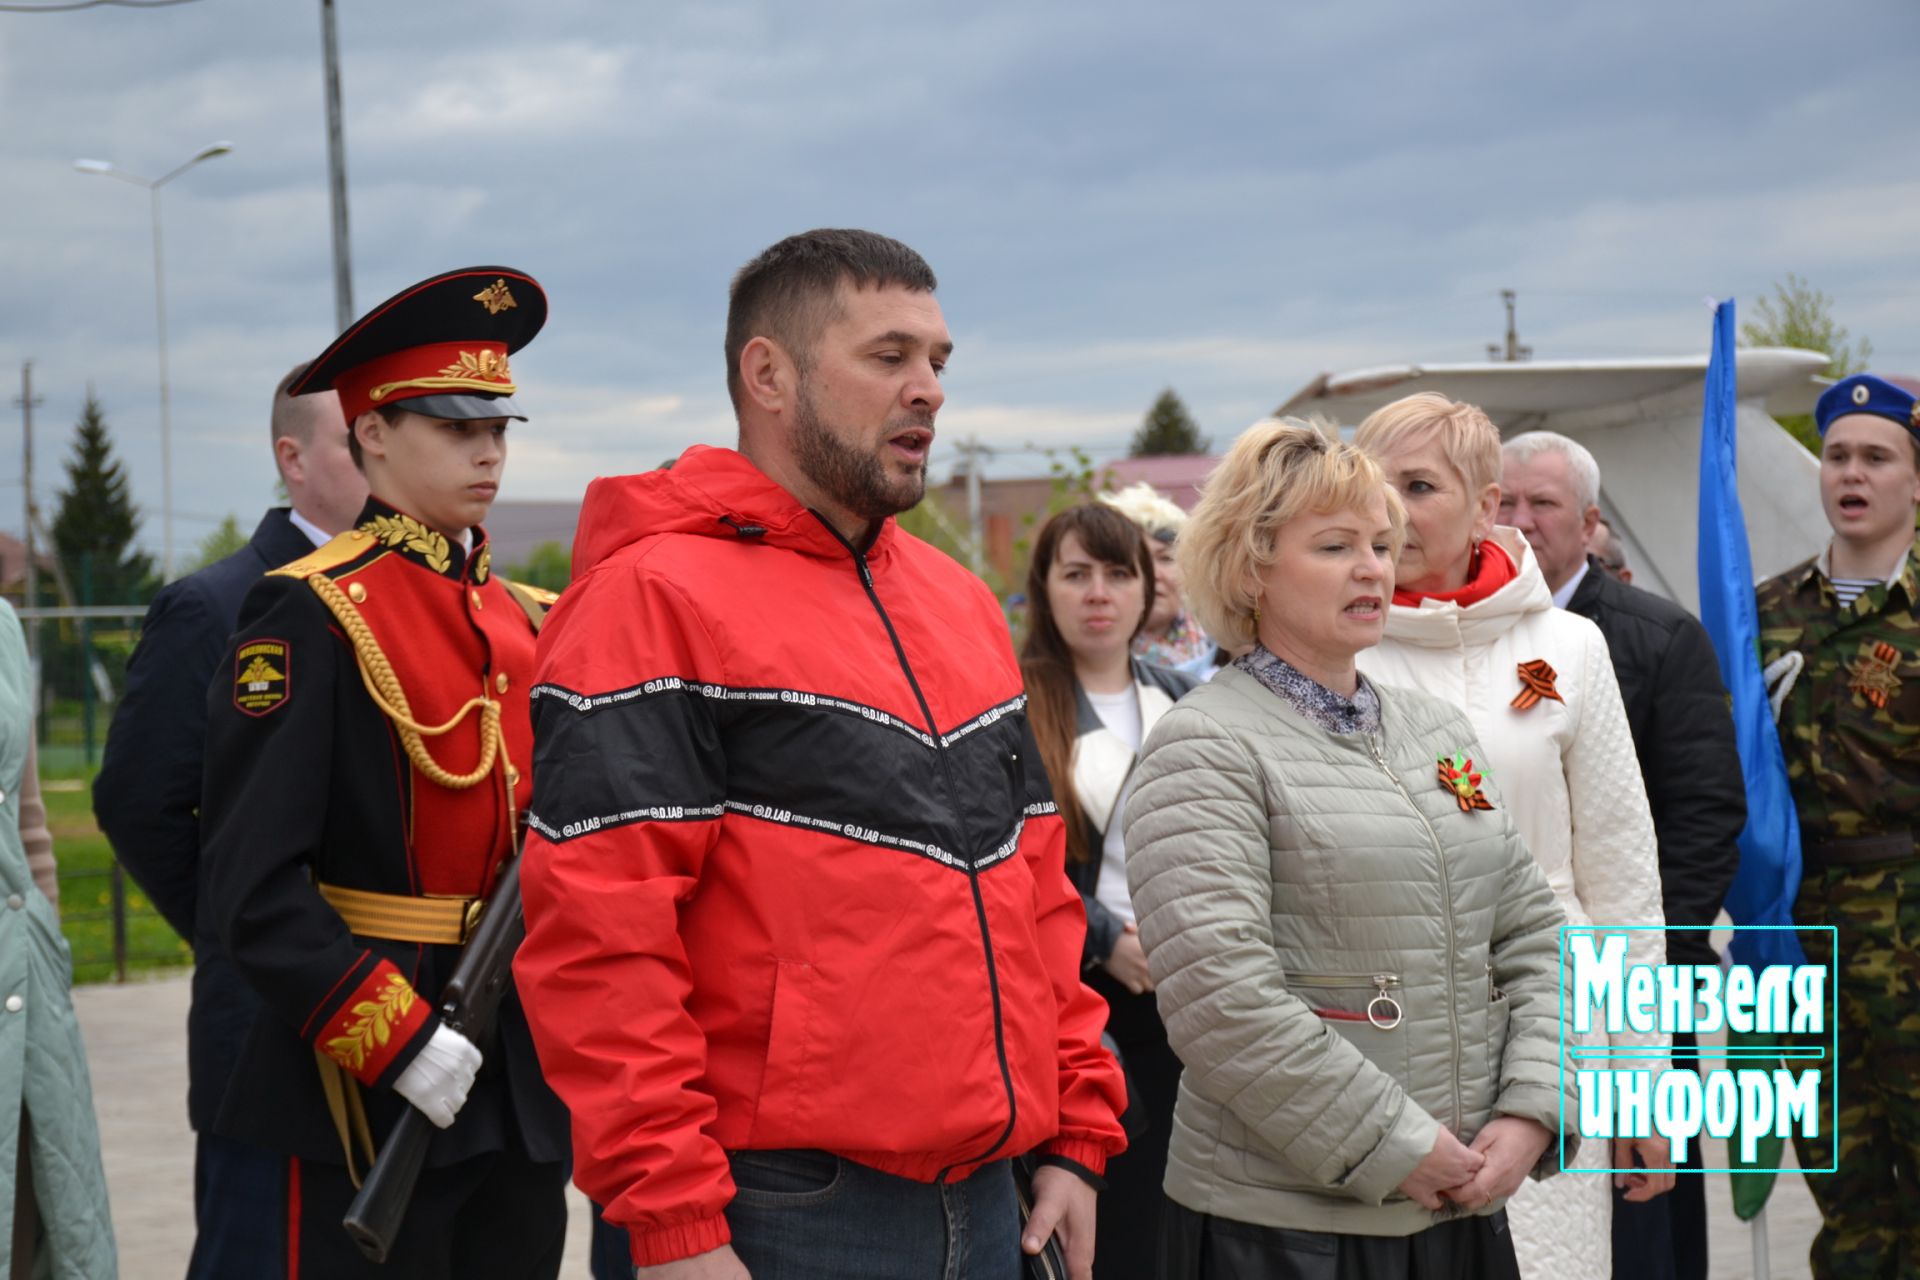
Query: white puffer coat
1125 666 1573 1237
1358 528 1667 1280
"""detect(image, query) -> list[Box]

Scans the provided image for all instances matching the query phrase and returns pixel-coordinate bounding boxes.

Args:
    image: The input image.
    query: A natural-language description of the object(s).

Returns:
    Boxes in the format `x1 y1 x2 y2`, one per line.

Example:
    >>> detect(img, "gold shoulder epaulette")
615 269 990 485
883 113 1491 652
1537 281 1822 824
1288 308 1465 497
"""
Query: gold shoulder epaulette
498 577 560 633
499 577 559 607
269 528 380 580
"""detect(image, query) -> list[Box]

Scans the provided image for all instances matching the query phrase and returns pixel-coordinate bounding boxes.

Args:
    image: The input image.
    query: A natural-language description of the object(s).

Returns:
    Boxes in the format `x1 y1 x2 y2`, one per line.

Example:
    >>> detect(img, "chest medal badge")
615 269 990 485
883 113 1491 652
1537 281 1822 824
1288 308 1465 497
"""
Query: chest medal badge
1438 753 1494 812
1847 641 1903 710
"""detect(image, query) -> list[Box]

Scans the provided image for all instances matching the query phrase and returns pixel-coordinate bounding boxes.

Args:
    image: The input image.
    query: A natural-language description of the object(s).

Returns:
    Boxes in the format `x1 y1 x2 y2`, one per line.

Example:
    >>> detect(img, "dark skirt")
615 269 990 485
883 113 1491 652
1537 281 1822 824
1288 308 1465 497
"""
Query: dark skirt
1159 1200 1522 1280
1086 968 1184 1273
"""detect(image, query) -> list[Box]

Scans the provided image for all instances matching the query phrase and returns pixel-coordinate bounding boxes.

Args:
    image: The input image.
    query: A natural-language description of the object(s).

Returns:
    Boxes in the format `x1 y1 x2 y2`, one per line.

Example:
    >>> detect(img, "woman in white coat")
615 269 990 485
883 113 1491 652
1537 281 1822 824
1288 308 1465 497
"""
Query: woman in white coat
1353 393 1671 1280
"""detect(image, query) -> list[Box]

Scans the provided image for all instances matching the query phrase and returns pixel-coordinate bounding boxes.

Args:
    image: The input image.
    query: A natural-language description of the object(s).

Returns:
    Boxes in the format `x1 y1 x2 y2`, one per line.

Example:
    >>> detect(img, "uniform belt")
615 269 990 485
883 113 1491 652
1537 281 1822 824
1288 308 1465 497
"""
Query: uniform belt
1807 830 1916 868
317 882 484 945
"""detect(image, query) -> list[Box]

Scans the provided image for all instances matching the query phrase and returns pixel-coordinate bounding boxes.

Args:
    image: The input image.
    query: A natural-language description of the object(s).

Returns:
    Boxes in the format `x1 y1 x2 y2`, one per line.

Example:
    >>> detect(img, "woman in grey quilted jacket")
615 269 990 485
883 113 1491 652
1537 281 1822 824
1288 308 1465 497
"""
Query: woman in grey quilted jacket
1124 420 1572 1280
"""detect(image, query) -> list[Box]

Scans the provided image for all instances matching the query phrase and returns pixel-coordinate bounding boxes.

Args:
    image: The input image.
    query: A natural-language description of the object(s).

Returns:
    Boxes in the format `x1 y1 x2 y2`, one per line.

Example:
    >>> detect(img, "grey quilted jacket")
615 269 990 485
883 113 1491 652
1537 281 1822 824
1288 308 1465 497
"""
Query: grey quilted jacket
1124 665 1574 1236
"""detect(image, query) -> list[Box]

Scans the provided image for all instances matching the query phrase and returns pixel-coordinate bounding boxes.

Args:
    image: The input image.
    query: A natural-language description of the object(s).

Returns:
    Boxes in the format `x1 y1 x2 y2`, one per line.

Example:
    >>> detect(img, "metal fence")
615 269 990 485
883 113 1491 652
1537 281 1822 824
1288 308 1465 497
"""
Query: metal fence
19 604 188 984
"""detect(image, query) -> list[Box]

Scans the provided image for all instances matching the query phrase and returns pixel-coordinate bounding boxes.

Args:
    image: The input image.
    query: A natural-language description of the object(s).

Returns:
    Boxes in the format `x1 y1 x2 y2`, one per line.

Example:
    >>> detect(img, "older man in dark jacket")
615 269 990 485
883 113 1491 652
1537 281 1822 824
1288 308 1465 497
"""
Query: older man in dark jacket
1503 430 1745 1280
92 363 365 1278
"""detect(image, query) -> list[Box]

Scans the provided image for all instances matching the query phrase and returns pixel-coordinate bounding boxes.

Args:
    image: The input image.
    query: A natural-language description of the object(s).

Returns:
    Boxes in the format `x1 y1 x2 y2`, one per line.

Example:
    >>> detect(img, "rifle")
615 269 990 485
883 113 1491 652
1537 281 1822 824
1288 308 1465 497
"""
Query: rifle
341 854 527 1262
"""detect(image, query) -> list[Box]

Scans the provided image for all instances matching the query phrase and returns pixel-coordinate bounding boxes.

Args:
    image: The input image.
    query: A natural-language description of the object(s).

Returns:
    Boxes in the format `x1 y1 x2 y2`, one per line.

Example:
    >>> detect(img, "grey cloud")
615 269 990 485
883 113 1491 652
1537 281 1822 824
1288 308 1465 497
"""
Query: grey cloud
1 0 1915 552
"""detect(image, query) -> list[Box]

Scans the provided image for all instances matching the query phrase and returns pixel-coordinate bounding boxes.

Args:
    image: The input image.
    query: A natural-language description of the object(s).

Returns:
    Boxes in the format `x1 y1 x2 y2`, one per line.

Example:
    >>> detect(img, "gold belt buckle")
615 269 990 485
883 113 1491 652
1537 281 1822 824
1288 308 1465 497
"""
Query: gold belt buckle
462 897 485 943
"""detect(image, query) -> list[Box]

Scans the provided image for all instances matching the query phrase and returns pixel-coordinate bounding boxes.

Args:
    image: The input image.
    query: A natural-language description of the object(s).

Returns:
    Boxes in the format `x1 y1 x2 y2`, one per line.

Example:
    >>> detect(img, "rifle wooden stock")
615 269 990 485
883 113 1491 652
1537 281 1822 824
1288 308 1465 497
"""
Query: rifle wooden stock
342 857 527 1263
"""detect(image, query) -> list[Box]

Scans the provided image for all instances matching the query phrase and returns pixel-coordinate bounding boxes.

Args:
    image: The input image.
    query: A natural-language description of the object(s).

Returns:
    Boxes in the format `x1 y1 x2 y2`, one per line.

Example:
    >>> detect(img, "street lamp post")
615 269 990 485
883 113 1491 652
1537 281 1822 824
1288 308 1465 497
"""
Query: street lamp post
74 141 233 581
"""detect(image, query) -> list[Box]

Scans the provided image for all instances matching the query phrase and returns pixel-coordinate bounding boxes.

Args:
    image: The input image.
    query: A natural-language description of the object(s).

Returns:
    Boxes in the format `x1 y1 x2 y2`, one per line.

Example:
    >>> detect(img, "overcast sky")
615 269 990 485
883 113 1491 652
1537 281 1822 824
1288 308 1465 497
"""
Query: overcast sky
2 0 1916 564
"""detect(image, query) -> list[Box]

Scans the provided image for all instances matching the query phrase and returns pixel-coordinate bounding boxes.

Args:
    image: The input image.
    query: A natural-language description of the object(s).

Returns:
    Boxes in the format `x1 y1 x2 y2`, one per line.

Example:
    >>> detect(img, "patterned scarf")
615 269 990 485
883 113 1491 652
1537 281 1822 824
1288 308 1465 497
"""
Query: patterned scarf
1233 644 1381 736
1133 609 1214 670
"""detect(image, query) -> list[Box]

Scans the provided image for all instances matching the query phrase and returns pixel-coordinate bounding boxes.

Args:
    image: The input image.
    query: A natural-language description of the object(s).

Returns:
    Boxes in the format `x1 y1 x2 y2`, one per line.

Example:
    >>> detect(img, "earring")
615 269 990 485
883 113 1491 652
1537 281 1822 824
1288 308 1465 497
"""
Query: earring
1252 605 1262 623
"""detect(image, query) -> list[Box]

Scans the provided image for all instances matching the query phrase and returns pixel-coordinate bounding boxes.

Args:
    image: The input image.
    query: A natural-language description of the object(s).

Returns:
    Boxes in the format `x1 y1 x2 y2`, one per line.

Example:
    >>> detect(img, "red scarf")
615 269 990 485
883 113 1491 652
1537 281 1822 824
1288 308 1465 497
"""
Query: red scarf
1393 538 1517 608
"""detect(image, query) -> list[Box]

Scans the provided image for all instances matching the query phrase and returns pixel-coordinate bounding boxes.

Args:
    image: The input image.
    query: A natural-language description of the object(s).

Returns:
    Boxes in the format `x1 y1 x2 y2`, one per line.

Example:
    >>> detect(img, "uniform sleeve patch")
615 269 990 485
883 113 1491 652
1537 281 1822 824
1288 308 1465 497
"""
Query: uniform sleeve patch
234 638 292 716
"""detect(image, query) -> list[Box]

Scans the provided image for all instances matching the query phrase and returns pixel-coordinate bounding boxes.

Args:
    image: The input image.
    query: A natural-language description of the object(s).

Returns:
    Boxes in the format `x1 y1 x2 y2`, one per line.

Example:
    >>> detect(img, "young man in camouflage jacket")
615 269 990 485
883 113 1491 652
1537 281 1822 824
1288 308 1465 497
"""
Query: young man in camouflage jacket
1757 373 1920 1280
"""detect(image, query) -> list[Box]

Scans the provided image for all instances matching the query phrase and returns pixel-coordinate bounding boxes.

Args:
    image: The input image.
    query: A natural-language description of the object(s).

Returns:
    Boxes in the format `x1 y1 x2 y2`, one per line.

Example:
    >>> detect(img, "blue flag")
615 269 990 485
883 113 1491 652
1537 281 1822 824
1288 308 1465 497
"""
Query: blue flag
1695 298 1805 971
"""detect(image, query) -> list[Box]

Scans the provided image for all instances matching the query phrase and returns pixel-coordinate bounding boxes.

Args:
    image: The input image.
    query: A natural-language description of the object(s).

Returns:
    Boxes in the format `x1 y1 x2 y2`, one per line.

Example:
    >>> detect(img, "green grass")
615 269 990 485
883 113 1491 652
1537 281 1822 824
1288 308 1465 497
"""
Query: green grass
42 784 192 985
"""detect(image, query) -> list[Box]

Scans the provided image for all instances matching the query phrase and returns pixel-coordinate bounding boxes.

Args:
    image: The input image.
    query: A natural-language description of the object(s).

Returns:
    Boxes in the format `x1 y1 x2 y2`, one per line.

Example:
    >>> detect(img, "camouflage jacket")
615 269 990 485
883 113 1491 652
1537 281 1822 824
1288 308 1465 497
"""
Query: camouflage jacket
1757 543 1920 850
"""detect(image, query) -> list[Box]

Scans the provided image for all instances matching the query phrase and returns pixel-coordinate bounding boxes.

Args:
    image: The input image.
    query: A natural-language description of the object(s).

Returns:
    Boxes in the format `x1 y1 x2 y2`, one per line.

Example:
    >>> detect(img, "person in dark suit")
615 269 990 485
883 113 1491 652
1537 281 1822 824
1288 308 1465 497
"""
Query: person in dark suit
92 361 366 1278
1502 430 1746 1280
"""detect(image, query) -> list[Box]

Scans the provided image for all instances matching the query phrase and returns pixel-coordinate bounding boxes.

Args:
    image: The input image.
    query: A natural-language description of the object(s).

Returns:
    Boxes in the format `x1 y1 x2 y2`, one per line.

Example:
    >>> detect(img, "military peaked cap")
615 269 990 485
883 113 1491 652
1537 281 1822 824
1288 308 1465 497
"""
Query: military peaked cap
291 265 547 423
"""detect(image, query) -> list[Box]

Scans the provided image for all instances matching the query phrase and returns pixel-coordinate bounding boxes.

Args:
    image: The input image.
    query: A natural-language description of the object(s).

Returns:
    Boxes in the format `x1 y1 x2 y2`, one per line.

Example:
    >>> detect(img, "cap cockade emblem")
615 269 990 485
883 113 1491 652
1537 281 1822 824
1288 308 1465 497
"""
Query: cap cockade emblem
436 349 512 382
1852 383 1871 405
473 279 517 315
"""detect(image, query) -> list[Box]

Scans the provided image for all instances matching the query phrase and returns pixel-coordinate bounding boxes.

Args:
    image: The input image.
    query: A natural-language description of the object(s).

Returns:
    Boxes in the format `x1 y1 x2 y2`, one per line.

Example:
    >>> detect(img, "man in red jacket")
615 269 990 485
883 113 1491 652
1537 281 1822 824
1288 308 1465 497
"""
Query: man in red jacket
514 229 1127 1280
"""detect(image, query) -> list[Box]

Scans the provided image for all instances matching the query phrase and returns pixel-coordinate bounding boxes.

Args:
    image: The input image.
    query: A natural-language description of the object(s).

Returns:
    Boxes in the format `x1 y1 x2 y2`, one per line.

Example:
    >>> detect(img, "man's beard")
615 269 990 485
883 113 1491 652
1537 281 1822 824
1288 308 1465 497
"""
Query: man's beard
792 382 930 523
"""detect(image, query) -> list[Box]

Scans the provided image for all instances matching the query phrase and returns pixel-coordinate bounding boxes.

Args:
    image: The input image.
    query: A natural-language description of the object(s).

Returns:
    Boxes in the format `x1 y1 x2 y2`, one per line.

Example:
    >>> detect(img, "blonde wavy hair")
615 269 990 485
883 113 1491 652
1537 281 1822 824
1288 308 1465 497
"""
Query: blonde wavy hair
1180 418 1405 650
1352 392 1502 493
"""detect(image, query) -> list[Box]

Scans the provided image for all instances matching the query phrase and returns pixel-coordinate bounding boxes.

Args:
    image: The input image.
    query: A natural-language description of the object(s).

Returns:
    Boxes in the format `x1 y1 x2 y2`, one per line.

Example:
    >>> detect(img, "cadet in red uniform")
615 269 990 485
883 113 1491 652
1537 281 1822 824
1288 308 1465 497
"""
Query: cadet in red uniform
198 266 569 1277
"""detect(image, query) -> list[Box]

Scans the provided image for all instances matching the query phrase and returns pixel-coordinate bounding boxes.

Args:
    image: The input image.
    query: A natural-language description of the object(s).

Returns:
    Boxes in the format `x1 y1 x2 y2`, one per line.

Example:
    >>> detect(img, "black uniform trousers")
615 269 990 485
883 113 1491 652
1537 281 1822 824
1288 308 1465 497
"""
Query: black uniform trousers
278 1145 567 1280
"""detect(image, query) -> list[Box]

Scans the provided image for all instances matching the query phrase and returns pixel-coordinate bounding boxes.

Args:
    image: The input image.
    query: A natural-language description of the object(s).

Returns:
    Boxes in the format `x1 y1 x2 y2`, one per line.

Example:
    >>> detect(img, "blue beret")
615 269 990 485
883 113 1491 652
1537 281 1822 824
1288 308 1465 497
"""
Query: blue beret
1815 374 1920 439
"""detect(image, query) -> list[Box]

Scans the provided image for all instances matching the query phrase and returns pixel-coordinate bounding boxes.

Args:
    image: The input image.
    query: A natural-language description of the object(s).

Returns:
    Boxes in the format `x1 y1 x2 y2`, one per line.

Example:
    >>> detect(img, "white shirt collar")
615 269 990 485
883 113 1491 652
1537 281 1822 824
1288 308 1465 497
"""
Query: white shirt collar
1550 557 1591 609
287 508 333 548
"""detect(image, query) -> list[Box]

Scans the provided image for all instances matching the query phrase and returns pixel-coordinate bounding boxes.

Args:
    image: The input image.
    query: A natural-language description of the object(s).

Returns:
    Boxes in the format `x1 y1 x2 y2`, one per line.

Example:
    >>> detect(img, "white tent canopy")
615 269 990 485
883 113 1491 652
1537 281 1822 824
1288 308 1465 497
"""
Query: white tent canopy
1272 347 1832 612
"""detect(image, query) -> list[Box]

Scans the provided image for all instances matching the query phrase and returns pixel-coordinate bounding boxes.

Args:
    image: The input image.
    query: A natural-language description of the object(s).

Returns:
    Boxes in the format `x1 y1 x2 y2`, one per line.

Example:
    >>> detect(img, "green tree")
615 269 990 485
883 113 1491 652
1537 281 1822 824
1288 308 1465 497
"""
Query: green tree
50 392 155 605
896 494 1003 595
190 515 248 571
1740 273 1875 453
502 540 572 592
1129 388 1210 457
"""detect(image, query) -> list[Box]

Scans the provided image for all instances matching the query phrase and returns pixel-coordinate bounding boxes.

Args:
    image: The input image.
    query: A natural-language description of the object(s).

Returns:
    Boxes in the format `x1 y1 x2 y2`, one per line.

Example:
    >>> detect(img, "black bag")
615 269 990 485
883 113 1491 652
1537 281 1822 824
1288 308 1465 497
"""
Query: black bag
1012 1153 1069 1280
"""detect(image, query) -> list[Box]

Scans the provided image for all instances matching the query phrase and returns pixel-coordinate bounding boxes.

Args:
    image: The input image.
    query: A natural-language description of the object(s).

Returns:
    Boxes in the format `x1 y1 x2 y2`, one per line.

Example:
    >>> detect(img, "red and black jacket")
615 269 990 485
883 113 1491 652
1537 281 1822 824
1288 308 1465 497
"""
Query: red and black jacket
514 446 1127 1267
199 497 567 1168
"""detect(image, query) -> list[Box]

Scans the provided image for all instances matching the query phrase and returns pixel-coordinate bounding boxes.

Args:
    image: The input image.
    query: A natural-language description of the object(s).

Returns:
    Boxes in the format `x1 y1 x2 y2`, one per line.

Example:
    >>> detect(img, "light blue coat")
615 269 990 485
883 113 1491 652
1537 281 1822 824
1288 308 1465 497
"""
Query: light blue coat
0 600 116 1277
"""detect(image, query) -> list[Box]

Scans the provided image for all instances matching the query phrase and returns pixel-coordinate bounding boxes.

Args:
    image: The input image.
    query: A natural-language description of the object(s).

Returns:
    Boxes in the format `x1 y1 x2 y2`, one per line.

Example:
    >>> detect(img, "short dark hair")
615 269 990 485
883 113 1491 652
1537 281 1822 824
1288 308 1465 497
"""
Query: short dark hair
347 404 409 472
724 229 938 412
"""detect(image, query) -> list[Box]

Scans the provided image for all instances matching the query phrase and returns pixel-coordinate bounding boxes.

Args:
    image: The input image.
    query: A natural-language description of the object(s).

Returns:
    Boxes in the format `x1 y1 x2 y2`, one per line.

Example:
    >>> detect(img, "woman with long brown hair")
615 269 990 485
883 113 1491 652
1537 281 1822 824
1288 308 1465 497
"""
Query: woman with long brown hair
1019 503 1197 1272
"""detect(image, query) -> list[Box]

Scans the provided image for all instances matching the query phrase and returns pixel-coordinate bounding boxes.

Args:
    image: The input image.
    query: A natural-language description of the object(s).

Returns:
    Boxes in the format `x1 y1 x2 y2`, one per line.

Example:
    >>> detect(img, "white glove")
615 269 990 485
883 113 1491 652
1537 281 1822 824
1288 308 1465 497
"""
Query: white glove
393 1024 482 1129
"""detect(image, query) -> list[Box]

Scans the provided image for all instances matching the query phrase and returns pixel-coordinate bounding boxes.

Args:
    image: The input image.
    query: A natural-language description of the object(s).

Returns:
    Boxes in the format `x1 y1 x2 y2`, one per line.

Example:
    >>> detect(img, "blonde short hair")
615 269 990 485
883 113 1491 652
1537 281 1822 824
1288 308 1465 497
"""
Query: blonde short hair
1098 482 1186 541
1180 418 1406 649
1352 392 1502 493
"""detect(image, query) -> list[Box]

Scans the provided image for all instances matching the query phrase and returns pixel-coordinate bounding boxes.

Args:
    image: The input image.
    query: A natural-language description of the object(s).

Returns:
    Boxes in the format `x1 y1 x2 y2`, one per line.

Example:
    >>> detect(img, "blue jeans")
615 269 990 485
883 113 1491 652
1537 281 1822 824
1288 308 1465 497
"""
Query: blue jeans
725 1149 1020 1280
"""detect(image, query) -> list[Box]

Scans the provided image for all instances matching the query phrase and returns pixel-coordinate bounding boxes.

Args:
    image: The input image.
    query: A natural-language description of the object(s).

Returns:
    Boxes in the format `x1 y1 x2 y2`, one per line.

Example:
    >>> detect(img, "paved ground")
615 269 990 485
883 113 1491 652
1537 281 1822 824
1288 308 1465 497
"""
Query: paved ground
73 973 1821 1280
74 973 594 1279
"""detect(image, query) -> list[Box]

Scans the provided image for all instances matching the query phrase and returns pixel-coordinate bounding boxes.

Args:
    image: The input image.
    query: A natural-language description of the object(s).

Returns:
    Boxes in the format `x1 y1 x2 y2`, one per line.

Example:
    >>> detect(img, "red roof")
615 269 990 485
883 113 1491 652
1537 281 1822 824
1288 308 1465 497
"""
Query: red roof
1095 454 1221 511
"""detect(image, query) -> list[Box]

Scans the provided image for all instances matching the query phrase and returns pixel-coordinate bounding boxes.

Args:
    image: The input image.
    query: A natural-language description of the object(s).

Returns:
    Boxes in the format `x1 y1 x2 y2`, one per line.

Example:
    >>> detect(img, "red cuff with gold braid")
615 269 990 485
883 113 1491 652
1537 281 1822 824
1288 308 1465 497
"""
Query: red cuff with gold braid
314 960 432 1086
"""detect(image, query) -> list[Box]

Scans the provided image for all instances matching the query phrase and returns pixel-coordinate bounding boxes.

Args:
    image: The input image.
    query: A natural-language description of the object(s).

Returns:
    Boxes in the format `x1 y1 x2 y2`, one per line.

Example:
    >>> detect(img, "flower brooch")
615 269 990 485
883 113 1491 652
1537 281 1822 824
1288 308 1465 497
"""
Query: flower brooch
1437 753 1493 812
1510 658 1564 711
